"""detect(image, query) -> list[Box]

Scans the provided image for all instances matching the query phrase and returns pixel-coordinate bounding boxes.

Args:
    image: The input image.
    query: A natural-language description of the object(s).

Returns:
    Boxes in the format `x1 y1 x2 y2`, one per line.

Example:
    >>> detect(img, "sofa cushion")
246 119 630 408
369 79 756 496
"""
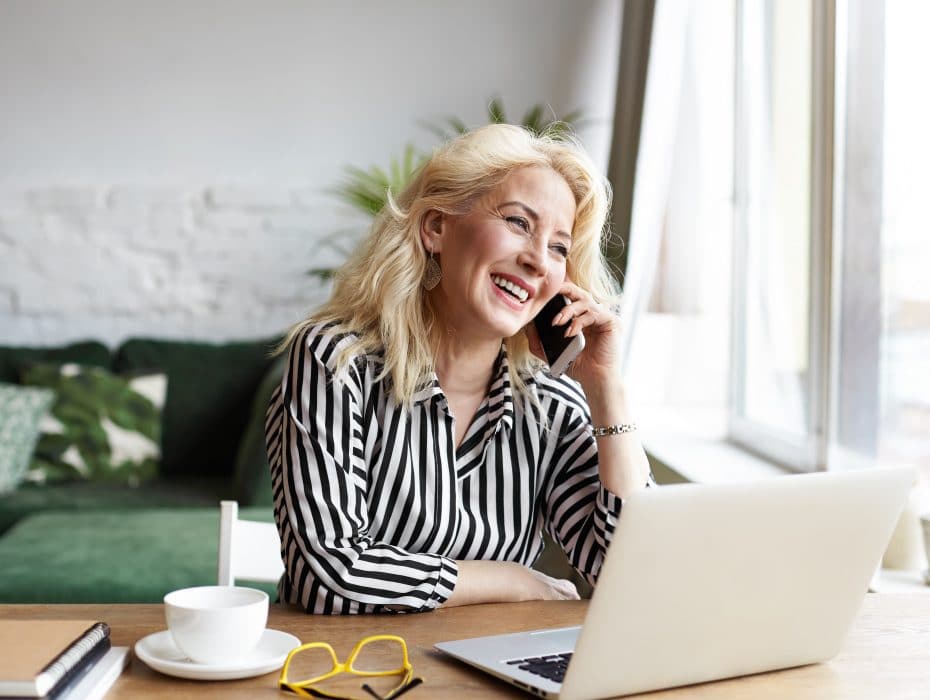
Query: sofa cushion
21 363 166 485
0 477 229 535
114 337 280 479
0 506 277 603
0 341 112 384
0 384 56 493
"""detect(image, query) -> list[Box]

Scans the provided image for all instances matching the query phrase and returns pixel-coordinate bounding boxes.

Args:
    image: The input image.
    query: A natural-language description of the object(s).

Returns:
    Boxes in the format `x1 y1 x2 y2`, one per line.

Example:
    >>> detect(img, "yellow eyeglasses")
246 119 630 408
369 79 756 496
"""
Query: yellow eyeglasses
279 634 423 700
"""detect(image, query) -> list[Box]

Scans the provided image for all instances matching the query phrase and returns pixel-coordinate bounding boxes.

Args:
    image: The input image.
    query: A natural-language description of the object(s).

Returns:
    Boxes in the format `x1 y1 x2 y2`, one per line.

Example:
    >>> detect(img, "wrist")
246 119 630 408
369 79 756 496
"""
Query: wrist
509 562 538 602
580 374 625 402
585 383 632 422
448 560 532 606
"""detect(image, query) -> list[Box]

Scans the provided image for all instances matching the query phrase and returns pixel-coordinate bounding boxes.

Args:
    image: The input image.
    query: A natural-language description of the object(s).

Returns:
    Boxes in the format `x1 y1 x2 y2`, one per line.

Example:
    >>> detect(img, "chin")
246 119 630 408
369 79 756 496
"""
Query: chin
487 317 527 341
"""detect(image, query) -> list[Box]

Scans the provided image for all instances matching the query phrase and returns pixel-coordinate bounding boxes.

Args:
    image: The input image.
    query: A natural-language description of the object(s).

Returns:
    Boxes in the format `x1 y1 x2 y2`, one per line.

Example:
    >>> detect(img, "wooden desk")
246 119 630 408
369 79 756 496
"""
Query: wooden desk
2 594 929 699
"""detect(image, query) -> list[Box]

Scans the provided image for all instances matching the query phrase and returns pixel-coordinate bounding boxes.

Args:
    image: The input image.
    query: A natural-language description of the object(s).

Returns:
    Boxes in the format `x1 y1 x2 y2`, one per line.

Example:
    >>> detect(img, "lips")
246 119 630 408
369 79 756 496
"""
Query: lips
491 274 531 303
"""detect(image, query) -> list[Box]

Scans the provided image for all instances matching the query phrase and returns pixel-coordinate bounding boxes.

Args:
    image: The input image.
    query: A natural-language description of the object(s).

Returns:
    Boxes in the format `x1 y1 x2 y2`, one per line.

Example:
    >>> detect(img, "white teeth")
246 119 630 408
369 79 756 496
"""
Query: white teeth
491 275 529 303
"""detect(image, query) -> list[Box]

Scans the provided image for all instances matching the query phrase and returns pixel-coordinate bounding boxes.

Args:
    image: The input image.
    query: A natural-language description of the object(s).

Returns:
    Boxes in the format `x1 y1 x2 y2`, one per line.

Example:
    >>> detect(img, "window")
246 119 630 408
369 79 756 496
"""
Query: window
731 0 817 469
628 0 930 483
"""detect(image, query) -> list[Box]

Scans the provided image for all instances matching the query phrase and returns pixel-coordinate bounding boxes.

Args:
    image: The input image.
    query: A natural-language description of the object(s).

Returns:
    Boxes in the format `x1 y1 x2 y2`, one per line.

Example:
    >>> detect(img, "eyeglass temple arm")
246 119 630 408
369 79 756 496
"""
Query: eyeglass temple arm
361 677 423 700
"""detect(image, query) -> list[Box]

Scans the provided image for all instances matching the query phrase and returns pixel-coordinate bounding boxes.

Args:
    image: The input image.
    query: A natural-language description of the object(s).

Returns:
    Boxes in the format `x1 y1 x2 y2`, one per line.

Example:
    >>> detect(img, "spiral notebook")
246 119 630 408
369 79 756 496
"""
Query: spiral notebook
57 647 129 700
0 620 110 698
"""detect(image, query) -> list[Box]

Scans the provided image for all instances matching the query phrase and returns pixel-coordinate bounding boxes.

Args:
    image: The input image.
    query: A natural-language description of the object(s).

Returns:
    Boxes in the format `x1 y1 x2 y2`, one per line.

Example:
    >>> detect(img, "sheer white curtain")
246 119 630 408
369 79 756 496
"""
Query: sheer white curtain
618 0 694 371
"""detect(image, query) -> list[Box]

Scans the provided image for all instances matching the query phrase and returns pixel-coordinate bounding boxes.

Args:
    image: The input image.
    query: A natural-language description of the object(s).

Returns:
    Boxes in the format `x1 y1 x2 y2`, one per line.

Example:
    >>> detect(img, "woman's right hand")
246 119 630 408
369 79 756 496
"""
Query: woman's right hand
444 560 579 608
519 566 580 601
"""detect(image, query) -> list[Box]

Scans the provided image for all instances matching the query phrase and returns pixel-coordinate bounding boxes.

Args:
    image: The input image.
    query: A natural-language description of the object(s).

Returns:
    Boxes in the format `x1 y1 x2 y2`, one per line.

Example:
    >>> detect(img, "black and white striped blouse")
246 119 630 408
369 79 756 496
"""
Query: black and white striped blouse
266 321 629 614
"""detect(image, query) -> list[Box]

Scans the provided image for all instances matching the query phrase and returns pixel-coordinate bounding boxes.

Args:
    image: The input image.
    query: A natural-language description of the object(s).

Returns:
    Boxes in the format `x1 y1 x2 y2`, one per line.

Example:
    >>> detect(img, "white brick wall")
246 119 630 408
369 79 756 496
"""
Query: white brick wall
0 185 361 347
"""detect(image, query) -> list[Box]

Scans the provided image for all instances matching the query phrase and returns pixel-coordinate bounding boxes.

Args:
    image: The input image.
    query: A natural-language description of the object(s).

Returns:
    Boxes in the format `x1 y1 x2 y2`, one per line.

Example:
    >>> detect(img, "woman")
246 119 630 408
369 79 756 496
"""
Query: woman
267 124 653 615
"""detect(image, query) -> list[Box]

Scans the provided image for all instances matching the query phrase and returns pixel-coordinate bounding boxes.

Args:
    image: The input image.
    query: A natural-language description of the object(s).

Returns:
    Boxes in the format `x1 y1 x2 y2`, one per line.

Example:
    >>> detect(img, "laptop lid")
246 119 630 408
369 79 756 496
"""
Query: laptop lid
436 467 913 700
558 466 914 699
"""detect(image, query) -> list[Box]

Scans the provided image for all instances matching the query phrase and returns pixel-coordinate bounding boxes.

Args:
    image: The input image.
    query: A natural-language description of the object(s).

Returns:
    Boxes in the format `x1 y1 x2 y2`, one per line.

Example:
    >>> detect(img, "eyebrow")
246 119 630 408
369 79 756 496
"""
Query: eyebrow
500 201 573 242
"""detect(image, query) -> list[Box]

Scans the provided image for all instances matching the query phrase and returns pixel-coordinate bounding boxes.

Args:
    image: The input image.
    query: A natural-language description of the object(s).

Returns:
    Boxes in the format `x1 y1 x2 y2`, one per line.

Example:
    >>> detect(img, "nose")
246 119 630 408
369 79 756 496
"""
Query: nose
517 237 548 277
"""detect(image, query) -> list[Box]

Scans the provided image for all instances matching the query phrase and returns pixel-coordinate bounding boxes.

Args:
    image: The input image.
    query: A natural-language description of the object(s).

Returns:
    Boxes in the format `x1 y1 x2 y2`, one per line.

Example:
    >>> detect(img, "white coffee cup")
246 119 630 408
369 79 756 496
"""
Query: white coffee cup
164 585 269 665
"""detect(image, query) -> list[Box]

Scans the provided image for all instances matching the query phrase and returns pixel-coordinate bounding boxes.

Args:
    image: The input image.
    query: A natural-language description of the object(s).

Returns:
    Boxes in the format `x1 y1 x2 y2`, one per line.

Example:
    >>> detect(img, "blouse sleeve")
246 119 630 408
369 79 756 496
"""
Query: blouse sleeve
540 396 655 587
267 328 458 614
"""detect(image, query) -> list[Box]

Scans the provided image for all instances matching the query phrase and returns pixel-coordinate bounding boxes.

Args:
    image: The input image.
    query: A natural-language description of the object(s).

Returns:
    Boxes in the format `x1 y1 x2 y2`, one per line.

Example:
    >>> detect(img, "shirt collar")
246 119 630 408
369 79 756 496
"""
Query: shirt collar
411 374 444 405
485 348 515 434
411 346 515 433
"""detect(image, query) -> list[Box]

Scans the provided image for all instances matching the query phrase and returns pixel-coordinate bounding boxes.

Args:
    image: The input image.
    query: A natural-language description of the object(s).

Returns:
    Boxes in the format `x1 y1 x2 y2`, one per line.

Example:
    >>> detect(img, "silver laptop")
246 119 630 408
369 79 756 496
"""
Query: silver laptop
435 467 914 700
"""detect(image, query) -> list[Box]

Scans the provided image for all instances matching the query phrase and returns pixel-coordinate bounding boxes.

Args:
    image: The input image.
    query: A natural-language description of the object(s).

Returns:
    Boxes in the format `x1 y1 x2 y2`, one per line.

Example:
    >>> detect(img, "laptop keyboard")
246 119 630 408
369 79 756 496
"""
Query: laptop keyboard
506 652 573 683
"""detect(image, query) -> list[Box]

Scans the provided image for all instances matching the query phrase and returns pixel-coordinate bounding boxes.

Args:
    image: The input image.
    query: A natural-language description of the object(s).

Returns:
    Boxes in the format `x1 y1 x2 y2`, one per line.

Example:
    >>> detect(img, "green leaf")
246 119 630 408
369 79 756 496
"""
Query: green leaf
545 121 570 140
418 118 454 141
560 109 583 125
447 117 470 135
389 156 401 190
487 97 506 124
521 104 545 133
402 144 415 183
308 268 337 281
369 165 390 185
332 165 390 215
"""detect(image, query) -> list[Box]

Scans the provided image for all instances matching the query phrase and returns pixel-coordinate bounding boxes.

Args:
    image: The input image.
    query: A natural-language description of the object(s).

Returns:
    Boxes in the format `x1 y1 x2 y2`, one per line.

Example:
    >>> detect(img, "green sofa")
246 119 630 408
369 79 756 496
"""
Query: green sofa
0 336 593 603
0 337 284 603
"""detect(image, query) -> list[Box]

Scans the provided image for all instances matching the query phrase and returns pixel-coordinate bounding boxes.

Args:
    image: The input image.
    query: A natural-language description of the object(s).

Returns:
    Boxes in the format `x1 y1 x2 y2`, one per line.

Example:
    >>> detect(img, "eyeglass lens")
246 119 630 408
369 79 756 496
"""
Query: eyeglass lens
351 638 407 674
285 646 339 682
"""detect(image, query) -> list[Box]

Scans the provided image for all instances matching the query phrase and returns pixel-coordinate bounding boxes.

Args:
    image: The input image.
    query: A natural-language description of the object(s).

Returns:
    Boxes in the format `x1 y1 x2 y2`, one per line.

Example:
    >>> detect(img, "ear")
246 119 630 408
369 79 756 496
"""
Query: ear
419 209 445 254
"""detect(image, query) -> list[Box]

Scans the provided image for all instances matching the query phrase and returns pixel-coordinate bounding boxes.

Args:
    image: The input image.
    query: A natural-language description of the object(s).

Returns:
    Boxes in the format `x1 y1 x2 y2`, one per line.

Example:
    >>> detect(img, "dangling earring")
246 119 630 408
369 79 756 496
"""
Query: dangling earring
423 249 442 290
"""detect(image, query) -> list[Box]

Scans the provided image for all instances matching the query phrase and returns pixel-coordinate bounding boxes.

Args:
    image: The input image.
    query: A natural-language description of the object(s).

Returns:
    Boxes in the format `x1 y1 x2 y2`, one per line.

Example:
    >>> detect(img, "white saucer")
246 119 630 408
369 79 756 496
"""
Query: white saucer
134 628 301 680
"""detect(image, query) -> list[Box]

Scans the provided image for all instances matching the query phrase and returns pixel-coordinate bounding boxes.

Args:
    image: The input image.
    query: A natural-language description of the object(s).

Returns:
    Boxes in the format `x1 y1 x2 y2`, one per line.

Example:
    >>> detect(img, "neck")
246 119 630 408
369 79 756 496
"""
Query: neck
433 330 502 398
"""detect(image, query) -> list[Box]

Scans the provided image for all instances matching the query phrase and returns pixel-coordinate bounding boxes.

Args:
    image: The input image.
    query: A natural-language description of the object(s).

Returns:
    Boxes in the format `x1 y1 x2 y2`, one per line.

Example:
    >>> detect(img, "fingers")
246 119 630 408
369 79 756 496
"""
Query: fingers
555 282 596 310
545 578 579 601
529 569 580 601
553 579 580 601
564 309 596 338
551 292 610 337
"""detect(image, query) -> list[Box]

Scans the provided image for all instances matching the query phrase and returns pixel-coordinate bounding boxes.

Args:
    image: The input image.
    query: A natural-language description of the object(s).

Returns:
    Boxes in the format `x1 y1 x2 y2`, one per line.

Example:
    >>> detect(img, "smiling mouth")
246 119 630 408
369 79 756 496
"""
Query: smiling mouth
491 275 529 303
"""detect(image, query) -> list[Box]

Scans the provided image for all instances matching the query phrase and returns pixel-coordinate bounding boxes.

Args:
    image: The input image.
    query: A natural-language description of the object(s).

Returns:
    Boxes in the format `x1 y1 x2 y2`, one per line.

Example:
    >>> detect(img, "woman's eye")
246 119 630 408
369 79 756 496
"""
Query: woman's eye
506 216 530 231
551 244 570 259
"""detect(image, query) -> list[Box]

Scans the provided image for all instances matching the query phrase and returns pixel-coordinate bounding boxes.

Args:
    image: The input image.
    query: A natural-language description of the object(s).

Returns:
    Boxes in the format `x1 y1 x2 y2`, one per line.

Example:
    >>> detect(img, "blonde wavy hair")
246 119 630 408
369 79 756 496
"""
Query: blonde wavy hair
284 123 620 405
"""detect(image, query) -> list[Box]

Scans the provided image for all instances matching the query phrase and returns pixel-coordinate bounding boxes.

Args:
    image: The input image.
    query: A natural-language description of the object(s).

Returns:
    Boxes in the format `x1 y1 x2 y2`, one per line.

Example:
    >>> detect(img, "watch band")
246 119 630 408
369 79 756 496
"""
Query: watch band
590 423 637 437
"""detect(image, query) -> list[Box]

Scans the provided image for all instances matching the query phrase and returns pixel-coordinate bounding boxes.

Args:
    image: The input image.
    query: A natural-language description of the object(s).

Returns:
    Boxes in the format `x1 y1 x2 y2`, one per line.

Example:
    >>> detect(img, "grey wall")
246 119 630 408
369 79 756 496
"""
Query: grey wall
0 1 622 346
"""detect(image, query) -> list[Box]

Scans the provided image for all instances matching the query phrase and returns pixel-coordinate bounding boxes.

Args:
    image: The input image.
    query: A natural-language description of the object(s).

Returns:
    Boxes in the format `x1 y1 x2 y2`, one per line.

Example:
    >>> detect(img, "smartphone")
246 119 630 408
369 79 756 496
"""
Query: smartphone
533 294 585 377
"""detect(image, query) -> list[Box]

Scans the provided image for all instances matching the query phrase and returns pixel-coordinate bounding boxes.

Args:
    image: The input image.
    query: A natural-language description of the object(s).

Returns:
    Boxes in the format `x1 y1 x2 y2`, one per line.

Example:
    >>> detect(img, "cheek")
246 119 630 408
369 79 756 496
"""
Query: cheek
545 266 567 294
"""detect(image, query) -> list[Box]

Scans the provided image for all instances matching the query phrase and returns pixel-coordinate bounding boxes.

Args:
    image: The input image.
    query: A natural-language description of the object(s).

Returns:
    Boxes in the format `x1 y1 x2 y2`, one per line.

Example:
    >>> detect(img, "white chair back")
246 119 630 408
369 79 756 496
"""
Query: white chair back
217 500 284 586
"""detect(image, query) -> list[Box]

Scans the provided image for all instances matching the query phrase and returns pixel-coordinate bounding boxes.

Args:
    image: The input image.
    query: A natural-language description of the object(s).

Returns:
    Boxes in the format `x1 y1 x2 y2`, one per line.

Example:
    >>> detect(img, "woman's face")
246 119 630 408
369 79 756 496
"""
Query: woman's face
425 166 577 343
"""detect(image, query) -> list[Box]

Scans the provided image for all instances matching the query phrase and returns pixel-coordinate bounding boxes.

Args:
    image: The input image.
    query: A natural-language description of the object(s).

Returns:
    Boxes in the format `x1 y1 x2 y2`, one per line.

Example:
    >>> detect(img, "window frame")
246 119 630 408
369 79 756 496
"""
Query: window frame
829 0 884 464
